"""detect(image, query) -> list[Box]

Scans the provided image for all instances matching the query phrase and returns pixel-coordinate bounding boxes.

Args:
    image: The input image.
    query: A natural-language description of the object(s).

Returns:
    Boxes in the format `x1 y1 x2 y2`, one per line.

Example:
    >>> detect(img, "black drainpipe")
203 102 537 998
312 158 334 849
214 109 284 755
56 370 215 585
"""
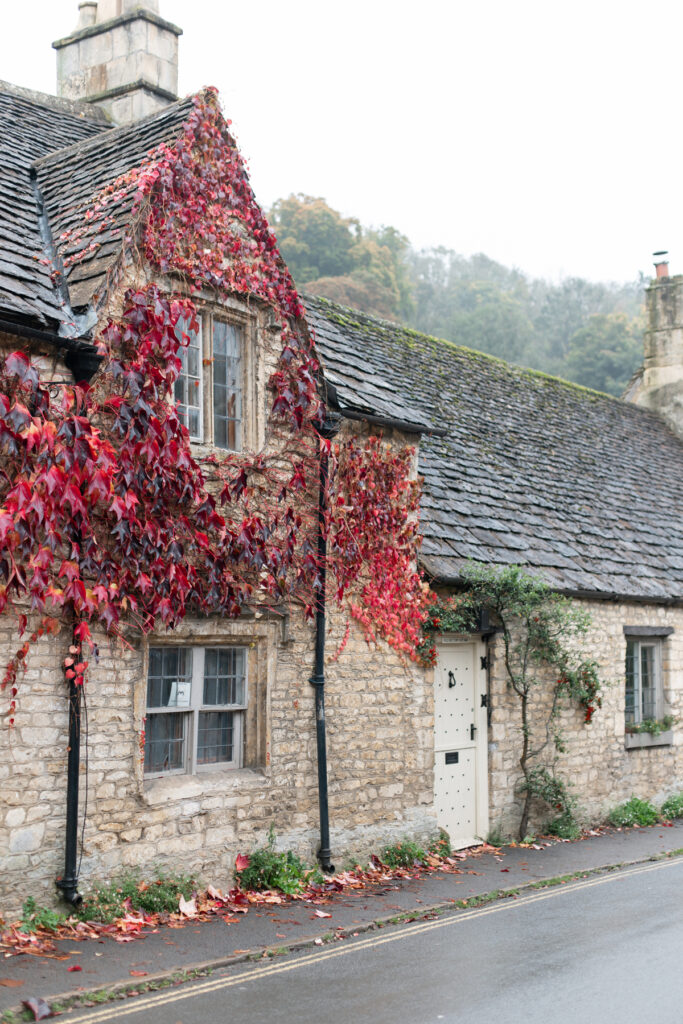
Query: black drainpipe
56 620 83 907
309 417 339 873
56 359 101 906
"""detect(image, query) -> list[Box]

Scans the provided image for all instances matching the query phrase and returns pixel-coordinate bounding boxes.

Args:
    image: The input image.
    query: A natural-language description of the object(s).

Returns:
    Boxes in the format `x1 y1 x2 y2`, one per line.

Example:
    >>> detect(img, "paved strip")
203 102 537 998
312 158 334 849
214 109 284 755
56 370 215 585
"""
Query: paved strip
60 857 682 1022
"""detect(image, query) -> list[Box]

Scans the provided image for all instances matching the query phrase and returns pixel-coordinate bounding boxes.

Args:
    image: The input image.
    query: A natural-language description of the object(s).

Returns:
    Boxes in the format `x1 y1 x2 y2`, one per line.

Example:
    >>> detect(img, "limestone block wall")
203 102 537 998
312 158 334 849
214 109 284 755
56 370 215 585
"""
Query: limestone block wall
487 599 683 836
0 606 435 919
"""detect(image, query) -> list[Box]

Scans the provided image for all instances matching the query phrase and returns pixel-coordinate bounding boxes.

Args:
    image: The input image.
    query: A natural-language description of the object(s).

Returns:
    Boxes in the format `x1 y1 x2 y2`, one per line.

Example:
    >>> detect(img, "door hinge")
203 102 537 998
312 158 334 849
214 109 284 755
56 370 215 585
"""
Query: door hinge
480 693 488 708
480 655 489 670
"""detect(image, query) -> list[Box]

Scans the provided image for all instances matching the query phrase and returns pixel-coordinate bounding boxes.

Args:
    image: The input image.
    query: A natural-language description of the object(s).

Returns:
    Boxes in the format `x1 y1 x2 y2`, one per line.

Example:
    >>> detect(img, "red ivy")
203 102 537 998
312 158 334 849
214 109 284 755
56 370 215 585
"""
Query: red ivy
1 91 431 718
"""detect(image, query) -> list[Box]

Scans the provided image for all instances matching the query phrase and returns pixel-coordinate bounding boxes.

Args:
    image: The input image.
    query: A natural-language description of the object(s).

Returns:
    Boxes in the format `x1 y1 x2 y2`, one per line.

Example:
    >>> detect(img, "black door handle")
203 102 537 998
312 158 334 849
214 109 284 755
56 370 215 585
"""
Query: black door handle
448 671 456 688
470 723 477 740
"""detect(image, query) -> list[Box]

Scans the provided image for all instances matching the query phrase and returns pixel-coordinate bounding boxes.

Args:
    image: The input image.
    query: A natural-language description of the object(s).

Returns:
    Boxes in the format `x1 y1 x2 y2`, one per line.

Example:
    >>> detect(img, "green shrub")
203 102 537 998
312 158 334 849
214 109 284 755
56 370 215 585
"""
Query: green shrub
523 766 580 840
20 896 68 934
380 839 427 868
660 793 683 819
428 830 452 857
486 826 506 848
235 827 319 894
76 871 197 923
545 812 581 840
608 796 659 828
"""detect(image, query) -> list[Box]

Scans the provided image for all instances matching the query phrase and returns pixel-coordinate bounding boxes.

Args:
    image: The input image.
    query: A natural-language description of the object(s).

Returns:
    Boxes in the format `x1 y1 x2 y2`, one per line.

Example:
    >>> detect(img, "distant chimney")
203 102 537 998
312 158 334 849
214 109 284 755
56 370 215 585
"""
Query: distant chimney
626 262 683 440
53 1 182 124
653 250 670 279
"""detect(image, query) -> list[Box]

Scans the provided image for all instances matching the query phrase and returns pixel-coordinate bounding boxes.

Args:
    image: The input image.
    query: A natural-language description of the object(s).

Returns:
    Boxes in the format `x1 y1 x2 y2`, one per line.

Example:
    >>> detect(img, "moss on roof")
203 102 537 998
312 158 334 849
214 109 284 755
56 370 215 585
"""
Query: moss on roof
306 292 683 602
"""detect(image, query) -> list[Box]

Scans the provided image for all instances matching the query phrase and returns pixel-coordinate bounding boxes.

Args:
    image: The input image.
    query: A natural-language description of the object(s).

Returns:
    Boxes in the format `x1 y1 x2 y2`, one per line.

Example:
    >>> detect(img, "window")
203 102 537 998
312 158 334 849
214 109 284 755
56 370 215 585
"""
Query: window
144 646 247 776
625 638 662 726
174 313 245 450
174 315 202 440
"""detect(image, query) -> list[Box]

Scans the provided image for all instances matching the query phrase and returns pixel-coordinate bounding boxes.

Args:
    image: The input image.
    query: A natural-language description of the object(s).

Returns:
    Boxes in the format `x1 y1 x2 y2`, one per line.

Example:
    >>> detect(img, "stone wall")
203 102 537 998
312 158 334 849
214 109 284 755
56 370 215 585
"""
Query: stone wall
487 598 683 837
0 605 435 919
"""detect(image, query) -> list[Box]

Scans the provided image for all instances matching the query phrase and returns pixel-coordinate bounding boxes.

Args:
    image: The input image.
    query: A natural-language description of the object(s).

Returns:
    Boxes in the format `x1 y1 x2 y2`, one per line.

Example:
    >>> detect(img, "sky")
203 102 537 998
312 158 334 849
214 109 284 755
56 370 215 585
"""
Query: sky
2 0 681 284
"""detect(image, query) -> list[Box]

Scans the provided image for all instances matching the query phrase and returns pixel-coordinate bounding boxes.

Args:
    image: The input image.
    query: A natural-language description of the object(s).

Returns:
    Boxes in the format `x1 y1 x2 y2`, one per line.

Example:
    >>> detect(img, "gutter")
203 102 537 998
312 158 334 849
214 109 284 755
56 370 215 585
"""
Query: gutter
425 569 683 608
338 406 446 438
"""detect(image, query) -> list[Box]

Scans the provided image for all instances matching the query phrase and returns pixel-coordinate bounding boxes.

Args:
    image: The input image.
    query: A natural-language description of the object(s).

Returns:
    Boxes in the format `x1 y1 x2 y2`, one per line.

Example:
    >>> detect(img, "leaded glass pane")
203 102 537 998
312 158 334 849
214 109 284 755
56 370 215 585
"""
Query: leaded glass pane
213 321 242 451
174 315 202 438
203 647 245 706
145 712 187 773
640 645 656 719
147 648 192 708
197 711 233 764
625 640 636 724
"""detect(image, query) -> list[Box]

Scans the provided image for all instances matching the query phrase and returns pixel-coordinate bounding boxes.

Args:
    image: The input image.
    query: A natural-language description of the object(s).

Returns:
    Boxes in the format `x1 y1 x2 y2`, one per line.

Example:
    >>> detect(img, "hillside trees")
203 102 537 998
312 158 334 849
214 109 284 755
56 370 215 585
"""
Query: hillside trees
271 194 646 396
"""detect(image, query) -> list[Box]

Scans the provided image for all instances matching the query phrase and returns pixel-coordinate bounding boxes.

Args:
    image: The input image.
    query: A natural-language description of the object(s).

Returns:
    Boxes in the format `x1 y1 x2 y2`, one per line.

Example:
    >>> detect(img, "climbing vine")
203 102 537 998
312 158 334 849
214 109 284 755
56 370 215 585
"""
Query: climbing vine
0 89 432 718
420 565 605 840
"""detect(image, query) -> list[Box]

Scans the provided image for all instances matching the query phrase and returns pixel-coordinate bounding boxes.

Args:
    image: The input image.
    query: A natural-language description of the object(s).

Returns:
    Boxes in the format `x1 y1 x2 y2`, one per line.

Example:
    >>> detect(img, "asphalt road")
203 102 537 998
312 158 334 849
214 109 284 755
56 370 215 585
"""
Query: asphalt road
60 857 683 1024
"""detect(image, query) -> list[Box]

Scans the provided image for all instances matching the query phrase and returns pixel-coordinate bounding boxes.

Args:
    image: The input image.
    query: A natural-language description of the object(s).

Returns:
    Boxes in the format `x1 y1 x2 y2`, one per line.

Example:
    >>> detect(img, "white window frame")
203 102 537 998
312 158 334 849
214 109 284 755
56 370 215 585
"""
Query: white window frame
174 316 204 442
625 637 663 726
210 317 243 452
144 646 248 778
174 310 246 452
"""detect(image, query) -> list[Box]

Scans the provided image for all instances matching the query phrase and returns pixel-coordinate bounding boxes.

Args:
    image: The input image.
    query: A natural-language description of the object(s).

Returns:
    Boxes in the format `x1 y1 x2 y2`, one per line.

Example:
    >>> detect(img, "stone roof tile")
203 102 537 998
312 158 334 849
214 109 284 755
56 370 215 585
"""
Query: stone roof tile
307 293 683 602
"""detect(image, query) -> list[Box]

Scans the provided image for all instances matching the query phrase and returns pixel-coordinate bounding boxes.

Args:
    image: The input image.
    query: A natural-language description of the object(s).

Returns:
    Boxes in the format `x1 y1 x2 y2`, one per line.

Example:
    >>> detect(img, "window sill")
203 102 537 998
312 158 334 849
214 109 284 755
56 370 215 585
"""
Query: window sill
142 766 268 805
624 730 674 750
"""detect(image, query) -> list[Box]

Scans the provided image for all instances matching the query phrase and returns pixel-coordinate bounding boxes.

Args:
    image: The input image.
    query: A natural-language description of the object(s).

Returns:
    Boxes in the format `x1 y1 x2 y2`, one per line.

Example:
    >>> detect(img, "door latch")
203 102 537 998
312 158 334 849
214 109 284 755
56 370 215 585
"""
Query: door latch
470 723 477 740
448 670 456 688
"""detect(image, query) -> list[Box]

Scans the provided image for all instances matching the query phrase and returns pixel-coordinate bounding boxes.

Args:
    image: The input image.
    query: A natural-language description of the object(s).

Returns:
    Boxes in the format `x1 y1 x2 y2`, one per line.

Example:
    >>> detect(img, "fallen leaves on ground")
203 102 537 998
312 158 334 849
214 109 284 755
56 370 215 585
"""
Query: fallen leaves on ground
22 996 53 1020
0 836 554 961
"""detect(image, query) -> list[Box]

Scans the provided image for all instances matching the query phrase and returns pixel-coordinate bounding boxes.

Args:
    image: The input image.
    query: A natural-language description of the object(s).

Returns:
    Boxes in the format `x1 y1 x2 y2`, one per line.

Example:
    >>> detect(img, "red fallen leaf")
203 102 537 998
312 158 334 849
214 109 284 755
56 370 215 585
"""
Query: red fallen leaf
67 965 82 972
22 997 53 1020
0 978 24 987
500 868 510 872
130 970 148 977
235 854 250 872
314 910 332 918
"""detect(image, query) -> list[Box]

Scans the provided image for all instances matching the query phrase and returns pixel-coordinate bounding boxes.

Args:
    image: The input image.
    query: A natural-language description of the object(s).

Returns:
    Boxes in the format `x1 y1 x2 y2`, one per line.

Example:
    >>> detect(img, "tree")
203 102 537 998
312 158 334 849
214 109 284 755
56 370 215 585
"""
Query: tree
421 564 604 841
268 195 413 321
564 312 643 396
268 194 358 283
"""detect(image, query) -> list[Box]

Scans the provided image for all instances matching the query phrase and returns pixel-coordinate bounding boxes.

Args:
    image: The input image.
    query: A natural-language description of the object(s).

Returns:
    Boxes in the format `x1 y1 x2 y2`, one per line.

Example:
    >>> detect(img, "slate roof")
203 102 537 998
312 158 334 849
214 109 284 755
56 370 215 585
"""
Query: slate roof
0 82 108 328
34 97 194 310
0 82 193 329
307 294 683 603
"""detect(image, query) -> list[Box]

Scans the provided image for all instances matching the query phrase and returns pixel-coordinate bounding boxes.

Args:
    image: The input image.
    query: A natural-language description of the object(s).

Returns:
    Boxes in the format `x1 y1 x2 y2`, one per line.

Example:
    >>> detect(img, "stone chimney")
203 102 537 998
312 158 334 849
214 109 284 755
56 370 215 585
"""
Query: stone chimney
626 258 683 440
53 1 182 124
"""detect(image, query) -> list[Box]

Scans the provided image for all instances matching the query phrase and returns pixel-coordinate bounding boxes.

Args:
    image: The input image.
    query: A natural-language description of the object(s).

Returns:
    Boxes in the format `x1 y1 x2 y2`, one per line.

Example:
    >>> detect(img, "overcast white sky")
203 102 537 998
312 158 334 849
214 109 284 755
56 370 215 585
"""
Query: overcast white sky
2 0 681 283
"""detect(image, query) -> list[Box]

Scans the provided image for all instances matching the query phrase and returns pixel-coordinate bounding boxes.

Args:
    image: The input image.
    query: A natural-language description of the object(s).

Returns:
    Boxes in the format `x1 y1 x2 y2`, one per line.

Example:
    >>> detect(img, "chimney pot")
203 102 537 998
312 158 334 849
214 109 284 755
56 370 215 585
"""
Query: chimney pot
653 250 669 279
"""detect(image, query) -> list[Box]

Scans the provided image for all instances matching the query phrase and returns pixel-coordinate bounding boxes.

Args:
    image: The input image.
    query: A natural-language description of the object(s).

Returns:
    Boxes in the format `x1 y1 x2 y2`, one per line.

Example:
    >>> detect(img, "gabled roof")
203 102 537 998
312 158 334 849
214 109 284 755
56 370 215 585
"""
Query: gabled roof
34 97 194 310
0 83 194 331
0 82 108 328
307 294 683 603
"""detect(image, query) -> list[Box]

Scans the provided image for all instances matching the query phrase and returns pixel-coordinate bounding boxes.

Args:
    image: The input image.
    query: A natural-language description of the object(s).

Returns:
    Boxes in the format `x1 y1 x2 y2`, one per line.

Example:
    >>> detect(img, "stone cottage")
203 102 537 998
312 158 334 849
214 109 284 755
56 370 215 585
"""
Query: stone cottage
0 0 681 917
308 281 683 842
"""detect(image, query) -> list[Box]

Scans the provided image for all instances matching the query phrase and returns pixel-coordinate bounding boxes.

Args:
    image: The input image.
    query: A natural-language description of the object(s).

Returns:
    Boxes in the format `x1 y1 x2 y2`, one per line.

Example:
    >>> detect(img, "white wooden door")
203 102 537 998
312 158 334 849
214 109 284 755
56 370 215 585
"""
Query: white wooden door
434 640 489 849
